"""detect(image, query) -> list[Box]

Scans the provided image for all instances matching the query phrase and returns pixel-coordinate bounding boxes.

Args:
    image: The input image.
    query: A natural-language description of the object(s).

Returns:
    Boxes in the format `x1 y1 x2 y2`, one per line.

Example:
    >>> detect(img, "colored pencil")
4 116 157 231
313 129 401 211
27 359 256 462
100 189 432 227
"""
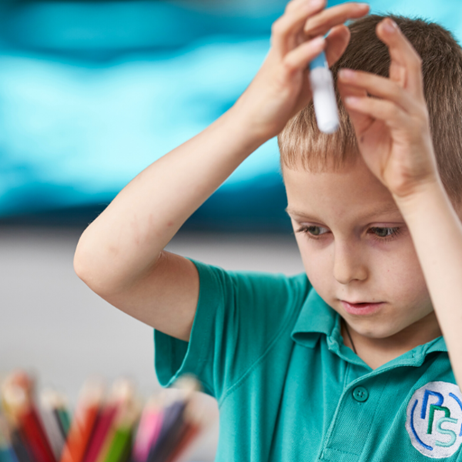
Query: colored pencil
81 405 117 462
1 380 31 462
164 422 199 462
145 399 185 462
39 391 66 461
83 379 135 462
146 376 201 462
100 393 140 462
162 389 206 462
169 377 217 462
9 428 32 462
54 410 70 440
131 398 163 462
59 381 104 462
1 373 55 462
0 416 19 462
164 392 210 462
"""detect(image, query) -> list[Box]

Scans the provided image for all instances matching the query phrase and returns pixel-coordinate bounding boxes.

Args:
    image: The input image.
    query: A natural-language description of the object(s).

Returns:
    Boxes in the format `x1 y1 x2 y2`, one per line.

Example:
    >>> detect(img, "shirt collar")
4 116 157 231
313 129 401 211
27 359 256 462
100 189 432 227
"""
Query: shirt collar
291 287 336 348
291 287 448 357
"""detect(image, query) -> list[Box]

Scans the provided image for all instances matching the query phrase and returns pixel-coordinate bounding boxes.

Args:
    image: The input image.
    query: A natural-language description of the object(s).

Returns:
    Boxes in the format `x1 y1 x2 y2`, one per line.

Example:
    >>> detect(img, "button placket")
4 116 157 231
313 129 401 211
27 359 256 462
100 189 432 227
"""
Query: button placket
321 372 395 461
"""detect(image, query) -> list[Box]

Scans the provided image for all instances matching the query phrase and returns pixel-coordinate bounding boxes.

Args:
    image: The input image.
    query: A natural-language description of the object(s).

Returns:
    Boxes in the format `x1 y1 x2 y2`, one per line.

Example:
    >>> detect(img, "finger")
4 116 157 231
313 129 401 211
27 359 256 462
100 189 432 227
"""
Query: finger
337 79 367 100
337 80 373 134
304 2 369 38
324 25 350 67
338 68 423 116
271 0 326 58
283 36 326 76
344 96 411 131
375 18 425 101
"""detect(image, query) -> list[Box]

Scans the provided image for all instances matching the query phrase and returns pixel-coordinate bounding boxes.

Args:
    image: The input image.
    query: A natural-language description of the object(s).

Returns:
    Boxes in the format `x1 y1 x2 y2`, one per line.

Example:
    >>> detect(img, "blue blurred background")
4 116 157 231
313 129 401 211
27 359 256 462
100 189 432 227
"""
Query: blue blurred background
1 0 461 231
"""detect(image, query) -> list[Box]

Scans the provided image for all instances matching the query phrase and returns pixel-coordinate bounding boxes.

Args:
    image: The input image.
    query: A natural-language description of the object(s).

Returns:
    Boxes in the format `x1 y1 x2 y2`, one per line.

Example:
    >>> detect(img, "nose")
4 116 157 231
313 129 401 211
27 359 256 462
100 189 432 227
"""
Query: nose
333 240 368 285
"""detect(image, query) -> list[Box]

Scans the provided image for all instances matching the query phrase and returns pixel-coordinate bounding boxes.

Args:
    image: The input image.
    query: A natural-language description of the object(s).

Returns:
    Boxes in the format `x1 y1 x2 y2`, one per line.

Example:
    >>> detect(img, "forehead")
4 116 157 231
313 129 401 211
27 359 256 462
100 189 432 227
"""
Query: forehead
283 158 400 222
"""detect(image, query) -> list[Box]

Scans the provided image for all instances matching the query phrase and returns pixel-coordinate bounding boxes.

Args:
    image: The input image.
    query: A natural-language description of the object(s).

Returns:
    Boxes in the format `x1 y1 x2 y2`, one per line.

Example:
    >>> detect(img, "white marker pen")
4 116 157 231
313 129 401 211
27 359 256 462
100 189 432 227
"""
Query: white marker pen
309 50 339 134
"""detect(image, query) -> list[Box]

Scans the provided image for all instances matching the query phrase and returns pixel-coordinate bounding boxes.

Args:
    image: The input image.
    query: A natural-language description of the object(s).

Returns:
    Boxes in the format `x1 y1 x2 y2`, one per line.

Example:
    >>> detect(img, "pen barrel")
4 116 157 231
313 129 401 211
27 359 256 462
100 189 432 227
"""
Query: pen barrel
309 66 339 134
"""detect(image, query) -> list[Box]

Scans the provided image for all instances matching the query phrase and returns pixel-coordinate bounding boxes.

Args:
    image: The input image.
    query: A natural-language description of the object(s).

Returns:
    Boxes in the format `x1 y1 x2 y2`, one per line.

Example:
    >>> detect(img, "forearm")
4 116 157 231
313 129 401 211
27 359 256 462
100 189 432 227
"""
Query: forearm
396 182 462 385
74 106 266 293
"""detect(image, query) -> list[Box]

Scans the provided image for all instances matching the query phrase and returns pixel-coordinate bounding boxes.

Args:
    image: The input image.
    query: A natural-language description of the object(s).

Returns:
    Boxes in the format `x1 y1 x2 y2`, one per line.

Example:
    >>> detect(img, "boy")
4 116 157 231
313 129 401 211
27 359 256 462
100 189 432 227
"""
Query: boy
74 0 462 460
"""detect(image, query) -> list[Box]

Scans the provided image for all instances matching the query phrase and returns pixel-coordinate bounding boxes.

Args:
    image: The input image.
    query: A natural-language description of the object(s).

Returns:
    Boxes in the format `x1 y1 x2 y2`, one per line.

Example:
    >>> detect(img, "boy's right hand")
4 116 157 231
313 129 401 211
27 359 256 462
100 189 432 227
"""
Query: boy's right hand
233 0 369 141
75 1 370 343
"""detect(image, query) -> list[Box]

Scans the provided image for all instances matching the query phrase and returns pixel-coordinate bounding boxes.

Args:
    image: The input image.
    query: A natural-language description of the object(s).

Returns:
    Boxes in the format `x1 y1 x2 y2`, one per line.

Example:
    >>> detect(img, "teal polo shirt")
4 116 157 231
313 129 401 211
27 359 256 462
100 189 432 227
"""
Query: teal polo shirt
154 259 462 461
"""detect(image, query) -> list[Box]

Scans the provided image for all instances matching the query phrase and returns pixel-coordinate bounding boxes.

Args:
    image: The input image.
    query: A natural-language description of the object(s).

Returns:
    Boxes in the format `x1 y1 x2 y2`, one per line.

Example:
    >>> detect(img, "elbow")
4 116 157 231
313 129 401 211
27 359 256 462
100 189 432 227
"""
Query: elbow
74 242 96 289
73 248 90 285
73 235 135 298
73 237 110 296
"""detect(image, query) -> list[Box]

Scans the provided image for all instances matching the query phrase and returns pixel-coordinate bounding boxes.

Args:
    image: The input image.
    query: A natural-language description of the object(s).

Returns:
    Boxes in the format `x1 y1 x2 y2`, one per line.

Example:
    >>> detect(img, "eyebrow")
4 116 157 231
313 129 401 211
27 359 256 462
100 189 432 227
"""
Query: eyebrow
285 204 401 221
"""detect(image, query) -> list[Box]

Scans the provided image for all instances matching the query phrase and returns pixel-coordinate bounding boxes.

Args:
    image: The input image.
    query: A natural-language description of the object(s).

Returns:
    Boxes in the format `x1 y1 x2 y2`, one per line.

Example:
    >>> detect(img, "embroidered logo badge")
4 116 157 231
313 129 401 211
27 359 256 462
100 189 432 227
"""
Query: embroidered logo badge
406 381 462 458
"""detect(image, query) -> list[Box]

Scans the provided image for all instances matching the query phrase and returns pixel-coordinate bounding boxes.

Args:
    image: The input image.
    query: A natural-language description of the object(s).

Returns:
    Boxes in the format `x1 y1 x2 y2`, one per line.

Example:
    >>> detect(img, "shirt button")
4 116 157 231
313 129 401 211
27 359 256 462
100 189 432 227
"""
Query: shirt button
352 386 369 402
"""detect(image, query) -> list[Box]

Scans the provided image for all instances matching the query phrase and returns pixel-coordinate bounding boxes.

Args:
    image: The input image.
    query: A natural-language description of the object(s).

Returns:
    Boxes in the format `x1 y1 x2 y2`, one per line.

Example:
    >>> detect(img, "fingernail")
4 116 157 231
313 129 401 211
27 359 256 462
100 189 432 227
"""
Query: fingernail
345 96 360 105
384 19 397 34
339 69 355 79
311 0 325 8
311 36 325 48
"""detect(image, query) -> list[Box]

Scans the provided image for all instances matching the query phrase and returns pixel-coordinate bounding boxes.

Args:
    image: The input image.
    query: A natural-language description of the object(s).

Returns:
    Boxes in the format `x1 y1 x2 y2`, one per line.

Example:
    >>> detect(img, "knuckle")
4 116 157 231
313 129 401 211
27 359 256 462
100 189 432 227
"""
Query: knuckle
282 58 296 73
388 104 400 119
393 84 404 101
271 20 284 37
416 111 429 131
408 117 427 141
303 18 313 32
340 13 350 25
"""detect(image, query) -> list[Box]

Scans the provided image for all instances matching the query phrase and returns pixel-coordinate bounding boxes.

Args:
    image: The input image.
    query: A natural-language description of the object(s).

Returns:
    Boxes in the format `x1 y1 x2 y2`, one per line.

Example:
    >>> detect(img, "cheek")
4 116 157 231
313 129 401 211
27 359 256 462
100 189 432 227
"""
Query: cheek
295 234 332 289
295 231 430 305
370 238 430 301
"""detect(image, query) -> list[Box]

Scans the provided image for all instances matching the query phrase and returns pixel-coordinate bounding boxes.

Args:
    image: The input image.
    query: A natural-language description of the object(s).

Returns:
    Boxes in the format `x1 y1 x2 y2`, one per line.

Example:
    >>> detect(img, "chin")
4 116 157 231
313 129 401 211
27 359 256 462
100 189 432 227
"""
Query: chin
347 318 407 340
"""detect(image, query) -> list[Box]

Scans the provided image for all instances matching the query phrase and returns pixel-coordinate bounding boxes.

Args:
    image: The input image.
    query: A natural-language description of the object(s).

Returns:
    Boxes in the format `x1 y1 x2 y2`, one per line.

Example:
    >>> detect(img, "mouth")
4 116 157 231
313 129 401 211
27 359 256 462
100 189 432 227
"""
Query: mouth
341 300 384 315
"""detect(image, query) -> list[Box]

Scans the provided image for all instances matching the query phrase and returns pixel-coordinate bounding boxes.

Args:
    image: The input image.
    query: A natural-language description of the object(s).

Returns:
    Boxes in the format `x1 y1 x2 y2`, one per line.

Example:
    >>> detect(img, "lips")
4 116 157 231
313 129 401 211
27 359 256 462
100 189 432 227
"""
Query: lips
341 300 384 315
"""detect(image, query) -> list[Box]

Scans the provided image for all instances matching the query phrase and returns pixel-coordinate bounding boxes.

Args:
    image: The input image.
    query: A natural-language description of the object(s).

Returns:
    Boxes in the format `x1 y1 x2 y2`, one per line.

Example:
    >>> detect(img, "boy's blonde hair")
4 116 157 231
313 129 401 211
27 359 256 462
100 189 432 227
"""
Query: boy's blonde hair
278 14 462 204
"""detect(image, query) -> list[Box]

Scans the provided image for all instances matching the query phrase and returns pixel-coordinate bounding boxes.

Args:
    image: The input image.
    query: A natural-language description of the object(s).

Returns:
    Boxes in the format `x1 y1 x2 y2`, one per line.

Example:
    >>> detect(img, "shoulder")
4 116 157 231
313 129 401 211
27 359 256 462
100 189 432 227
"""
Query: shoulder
190 258 310 310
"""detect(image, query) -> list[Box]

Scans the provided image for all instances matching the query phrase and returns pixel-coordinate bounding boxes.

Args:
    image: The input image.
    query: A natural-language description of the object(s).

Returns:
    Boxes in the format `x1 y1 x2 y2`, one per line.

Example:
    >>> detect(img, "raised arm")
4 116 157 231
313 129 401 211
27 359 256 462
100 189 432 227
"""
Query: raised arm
74 0 369 341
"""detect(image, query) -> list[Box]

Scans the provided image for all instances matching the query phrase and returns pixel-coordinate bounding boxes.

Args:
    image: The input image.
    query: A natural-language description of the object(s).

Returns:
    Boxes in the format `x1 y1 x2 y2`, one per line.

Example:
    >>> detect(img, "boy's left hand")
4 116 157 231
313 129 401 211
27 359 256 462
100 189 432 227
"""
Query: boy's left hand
337 18 440 203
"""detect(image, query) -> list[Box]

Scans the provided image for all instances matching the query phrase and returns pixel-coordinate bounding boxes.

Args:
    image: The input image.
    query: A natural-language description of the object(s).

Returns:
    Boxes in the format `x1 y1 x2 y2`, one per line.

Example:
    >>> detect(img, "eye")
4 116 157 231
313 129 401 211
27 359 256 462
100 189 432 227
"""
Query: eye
296 225 330 239
368 226 401 240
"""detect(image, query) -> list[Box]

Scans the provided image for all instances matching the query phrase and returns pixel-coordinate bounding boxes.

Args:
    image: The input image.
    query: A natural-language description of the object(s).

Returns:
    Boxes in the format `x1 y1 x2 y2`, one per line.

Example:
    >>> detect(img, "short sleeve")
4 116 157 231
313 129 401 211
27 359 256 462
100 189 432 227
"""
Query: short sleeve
154 258 310 400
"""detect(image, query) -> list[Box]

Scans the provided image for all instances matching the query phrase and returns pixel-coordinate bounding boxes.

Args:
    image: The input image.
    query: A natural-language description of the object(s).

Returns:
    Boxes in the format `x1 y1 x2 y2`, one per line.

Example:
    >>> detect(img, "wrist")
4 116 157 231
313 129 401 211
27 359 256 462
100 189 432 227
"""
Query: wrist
227 95 279 146
215 107 269 163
